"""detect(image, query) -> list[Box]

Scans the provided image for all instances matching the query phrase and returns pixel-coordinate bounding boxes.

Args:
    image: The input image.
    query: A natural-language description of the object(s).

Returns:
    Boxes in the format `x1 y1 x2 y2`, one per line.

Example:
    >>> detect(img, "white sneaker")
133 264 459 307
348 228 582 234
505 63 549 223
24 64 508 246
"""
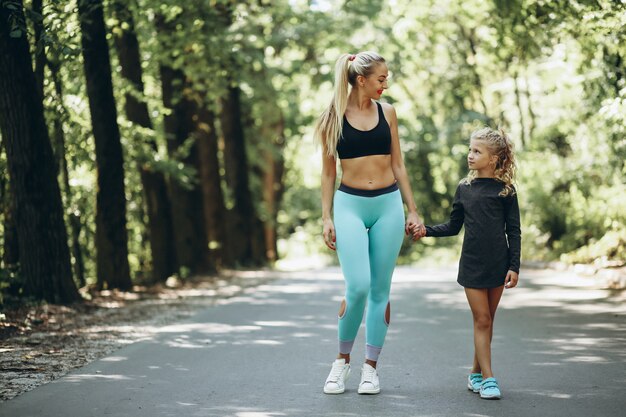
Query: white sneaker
357 363 380 394
323 359 351 394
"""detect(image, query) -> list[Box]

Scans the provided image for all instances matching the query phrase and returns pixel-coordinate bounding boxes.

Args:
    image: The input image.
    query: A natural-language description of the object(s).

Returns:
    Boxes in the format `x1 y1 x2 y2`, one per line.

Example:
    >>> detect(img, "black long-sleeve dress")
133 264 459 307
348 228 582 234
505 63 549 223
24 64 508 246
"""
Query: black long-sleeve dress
425 178 521 288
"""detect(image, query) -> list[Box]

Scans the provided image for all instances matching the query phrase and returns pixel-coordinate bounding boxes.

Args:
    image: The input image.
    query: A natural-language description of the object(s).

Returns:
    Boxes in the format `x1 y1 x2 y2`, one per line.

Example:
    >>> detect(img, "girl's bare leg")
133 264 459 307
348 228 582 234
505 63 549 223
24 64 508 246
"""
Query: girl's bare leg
465 286 504 378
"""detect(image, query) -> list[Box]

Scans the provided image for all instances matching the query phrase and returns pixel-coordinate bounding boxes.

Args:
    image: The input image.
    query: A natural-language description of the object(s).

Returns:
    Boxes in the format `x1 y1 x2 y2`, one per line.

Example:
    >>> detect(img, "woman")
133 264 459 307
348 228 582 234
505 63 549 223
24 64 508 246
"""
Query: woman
315 51 425 395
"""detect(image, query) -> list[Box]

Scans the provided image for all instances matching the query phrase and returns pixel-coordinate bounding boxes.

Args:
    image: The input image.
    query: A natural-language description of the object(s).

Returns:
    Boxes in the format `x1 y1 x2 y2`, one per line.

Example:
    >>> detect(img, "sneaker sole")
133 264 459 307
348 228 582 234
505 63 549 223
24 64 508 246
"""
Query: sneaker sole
467 381 480 393
480 393 501 400
324 387 345 394
357 387 380 395
323 368 350 394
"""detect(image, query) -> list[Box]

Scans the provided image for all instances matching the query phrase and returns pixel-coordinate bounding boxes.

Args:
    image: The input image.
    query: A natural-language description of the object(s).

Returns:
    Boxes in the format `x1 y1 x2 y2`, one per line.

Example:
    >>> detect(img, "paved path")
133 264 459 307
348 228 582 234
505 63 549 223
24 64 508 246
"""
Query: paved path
1 266 624 417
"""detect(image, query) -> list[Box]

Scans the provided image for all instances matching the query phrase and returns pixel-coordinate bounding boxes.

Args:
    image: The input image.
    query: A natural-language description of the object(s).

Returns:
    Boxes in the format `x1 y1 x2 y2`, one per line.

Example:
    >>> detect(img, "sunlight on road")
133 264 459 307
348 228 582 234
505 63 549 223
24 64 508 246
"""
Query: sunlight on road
156 323 262 334
64 373 133 382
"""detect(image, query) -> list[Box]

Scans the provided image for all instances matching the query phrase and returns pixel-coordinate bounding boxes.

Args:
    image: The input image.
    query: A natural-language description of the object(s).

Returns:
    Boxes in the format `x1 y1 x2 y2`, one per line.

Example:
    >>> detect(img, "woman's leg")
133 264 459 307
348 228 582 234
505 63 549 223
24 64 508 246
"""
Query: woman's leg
324 193 371 395
465 286 504 378
363 192 405 367
334 196 371 361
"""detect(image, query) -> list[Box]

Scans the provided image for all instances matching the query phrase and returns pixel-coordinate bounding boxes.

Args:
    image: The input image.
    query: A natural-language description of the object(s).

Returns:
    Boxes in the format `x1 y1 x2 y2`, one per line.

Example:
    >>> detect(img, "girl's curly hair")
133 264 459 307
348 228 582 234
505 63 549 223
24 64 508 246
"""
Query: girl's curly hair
464 127 517 196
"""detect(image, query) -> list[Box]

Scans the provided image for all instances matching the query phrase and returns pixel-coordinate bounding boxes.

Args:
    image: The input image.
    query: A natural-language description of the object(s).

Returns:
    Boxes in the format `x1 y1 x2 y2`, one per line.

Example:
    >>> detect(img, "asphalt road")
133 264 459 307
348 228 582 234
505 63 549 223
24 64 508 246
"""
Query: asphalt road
1 265 624 417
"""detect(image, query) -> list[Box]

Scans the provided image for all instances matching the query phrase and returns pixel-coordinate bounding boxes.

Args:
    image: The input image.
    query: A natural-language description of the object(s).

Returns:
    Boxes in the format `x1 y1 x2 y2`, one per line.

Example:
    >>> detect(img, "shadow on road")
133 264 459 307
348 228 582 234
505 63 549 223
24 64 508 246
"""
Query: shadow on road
1 266 624 417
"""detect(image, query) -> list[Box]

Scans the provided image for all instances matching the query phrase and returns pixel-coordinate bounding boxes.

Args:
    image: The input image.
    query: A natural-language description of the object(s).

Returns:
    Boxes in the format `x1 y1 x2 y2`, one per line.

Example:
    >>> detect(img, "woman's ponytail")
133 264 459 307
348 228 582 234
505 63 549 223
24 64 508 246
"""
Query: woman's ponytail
314 54 351 156
314 52 386 157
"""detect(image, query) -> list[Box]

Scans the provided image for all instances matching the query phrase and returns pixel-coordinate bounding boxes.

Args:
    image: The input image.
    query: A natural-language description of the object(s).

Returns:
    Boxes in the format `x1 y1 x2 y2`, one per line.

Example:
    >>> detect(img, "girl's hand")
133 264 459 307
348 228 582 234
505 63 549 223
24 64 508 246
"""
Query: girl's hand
412 223 426 240
323 218 336 251
406 212 426 241
504 270 519 288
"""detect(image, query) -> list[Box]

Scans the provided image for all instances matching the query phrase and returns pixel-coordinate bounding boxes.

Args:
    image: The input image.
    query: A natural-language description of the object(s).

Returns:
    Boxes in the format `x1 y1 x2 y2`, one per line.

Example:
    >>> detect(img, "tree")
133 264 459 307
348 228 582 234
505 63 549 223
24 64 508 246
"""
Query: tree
0 0 79 303
110 0 177 282
221 85 266 266
0 161 19 271
156 11 212 274
195 103 227 269
47 57 87 288
77 0 132 290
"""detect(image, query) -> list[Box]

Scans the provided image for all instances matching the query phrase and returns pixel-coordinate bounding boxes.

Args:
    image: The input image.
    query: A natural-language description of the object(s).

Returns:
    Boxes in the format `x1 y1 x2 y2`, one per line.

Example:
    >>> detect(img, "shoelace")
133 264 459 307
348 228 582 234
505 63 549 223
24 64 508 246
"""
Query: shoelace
327 363 346 382
361 366 376 383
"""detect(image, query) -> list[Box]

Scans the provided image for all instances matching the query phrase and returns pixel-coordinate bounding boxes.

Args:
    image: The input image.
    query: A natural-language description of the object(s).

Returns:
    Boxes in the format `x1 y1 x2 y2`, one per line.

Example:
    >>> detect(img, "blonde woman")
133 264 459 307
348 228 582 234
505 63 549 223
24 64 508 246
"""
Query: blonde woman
417 127 521 399
316 51 424 395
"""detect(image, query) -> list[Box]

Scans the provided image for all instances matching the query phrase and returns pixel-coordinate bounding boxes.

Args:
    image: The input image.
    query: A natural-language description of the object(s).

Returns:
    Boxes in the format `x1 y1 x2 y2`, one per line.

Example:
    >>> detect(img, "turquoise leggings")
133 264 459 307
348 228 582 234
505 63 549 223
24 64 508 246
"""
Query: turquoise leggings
333 185 405 361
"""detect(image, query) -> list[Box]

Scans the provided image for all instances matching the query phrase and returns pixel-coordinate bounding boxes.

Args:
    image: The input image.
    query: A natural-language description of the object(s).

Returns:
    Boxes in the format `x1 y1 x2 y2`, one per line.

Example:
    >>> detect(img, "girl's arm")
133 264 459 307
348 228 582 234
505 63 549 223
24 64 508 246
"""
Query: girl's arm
321 145 337 250
504 190 521 273
425 185 464 237
384 103 424 236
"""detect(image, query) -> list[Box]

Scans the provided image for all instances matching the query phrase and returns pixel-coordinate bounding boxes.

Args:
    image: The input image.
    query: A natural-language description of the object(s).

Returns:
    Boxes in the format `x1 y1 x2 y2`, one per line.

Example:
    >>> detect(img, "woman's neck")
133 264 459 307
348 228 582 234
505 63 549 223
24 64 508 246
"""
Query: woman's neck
347 90 373 111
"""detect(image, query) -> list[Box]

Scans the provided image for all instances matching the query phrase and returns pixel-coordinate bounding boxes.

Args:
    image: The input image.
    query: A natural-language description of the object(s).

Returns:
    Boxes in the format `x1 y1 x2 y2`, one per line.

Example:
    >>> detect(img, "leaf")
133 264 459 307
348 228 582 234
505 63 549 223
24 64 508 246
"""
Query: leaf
9 29 22 38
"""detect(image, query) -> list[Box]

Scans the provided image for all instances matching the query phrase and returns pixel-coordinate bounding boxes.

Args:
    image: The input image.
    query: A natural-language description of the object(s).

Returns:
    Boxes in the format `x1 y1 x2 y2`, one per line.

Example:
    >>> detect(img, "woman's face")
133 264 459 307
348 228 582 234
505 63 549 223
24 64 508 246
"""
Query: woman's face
357 63 389 99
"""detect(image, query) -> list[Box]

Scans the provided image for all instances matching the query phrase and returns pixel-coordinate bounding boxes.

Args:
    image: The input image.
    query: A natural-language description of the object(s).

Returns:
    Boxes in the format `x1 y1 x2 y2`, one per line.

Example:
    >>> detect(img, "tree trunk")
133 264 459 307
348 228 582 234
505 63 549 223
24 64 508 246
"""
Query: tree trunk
0 170 19 269
48 58 86 288
196 104 226 269
523 73 536 142
455 19 493 123
220 85 264 266
261 118 286 263
31 0 45 98
512 68 527 149
111 0 177 282
159 63 211 275
77 0 132 290
0 1 79 303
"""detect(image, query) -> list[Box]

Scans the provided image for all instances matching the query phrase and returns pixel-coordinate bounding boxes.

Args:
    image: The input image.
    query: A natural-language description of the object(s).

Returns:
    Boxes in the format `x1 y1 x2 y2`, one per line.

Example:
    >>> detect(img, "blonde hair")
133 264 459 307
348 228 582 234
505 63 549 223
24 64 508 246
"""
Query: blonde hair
464 127 517 196
314 51 386 156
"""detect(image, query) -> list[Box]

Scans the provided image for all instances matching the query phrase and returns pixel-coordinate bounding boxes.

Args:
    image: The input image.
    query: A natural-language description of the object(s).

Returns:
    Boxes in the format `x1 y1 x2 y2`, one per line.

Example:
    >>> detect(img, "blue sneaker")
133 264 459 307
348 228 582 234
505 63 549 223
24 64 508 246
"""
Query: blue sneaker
467 373 483 393
479 377 501 399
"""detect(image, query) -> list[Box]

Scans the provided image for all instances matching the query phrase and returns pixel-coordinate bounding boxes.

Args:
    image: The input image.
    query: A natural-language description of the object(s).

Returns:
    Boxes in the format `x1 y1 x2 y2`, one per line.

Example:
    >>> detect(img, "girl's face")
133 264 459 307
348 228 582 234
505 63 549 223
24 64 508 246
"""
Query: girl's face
357 63 389 99
468 139 497 173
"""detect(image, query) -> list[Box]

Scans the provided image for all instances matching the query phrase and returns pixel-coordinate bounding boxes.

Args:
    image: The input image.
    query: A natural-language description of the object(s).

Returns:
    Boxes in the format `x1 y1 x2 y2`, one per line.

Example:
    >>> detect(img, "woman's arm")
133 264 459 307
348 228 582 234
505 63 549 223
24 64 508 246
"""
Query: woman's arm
425 185 464 237
321 145 337 250
383 103 424 237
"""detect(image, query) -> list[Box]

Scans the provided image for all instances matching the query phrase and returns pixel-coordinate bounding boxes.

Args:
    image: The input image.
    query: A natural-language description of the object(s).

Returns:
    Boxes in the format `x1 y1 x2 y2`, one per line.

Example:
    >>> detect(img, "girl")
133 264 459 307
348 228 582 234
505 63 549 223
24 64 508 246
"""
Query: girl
316 51 425 395
416 127 521 399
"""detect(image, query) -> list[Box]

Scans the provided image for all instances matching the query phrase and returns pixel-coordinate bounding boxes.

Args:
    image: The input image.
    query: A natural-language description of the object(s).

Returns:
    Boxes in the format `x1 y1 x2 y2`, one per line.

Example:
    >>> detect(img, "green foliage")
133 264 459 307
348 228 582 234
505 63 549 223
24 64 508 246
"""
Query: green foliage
2 0 624 307
3 0 27 39
275 0 625 266
561 229 626 265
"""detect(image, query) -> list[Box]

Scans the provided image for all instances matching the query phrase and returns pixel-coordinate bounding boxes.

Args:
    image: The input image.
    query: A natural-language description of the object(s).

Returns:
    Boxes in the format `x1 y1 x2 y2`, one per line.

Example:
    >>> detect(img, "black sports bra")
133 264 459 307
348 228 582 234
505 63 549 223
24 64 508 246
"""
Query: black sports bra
336 102 392 159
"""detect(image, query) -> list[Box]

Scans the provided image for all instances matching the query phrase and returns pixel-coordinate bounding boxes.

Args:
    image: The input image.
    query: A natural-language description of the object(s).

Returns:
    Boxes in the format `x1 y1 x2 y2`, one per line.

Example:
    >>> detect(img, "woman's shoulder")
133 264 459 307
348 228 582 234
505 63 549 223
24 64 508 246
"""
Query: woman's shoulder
378 101 394 110
378 101 396 120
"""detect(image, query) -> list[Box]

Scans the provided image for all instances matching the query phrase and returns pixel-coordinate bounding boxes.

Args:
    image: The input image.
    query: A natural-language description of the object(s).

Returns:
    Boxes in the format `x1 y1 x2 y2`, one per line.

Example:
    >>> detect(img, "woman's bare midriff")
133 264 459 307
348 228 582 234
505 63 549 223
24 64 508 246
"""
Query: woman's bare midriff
339 154 396 190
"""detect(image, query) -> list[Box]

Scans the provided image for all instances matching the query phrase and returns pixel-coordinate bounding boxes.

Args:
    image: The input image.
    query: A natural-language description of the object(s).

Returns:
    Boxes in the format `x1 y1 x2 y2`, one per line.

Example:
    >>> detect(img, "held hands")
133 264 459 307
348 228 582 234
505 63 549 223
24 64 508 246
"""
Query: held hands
323 218 336 251
406 212 426 241
504 270 519 289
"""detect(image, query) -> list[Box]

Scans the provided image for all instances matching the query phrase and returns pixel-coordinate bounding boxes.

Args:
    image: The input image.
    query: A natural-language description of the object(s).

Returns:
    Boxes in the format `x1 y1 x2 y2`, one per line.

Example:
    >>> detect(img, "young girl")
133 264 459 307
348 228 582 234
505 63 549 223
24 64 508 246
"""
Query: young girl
415 127 521 399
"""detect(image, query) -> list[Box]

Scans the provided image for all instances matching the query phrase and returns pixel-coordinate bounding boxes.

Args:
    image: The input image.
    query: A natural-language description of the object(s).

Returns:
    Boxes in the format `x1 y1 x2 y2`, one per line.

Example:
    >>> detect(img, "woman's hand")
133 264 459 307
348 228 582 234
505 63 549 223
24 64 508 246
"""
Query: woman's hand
504 270 519 288
406 212 425 241
323 218 336 250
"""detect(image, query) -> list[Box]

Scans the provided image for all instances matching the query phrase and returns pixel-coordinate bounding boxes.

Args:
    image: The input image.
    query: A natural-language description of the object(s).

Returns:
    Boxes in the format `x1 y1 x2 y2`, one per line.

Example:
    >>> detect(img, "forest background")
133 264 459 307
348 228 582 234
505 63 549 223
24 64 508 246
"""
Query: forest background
0 0 624 305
